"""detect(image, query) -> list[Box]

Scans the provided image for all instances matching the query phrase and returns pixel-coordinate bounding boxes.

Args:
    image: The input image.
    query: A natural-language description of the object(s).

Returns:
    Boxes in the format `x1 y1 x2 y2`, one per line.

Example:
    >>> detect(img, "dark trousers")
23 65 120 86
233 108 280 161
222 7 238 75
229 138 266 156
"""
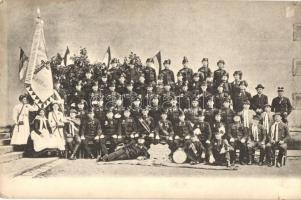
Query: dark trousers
229 140 248 163
67 135 81 157
247 141 265 163
99 136 117 156
265 142 287 164
106 148 130 161
82 139 103 157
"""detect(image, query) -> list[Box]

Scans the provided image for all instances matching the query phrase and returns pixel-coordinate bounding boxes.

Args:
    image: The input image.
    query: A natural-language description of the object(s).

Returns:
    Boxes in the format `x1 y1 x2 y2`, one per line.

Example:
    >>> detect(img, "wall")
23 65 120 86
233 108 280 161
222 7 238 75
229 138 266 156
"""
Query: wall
0 0 300 126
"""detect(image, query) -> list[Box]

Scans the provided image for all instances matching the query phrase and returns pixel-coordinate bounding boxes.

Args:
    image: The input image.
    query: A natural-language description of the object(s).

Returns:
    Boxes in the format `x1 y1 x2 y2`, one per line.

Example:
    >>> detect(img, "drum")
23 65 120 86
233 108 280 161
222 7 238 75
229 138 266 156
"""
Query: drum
172 148 187 164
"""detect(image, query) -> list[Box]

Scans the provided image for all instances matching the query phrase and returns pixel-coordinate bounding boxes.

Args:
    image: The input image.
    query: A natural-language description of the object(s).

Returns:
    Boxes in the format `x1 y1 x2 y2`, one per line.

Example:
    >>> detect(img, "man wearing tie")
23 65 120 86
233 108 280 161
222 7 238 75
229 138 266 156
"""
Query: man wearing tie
247 116 266 165
265 113 290 167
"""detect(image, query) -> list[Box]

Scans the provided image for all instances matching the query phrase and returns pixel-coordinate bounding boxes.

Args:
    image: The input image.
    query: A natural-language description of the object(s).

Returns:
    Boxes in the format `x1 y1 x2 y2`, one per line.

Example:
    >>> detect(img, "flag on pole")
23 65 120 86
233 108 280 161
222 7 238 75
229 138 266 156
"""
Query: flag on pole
153 51 162 79
102 46 111 69
63 46 70 66
18 48 29 80
24 8 54 108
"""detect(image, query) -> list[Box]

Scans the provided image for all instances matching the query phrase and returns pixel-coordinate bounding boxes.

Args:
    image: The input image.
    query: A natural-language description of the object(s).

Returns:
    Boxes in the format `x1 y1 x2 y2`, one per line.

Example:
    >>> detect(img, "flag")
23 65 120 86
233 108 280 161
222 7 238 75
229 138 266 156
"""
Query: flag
63 46 70 66
153 51 162 79
18 48 29 80
24 9 54 108
102 46 111 69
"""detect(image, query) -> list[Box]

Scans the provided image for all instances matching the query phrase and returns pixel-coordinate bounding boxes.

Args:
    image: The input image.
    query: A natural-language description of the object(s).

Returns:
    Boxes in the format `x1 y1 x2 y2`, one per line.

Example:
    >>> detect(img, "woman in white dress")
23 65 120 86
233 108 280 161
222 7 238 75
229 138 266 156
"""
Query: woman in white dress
11 94 39 146
31 108 58 152
48 102 66 153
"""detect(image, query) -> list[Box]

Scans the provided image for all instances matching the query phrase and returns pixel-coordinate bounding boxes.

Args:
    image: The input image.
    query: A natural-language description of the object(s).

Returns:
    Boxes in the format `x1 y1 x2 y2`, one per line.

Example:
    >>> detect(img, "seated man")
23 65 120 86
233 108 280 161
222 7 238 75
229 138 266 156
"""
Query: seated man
265 113 290 167
174 111 202 165
247 115 266 165
227 114 248 165
79 109 103 159
98 137 150 162
156 110 175 153
192 111 213 163
66 109 81 160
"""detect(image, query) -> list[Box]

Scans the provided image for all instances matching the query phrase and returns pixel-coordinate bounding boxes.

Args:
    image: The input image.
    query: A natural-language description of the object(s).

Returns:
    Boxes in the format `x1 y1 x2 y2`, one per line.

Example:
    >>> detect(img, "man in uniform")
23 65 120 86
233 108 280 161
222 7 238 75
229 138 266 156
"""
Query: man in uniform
214 83 230 109
239 100 256 129
104 81 121 110
126 59 141 83
197 58 212 82
213 60 228 89
149 95 162 124
161 82 176 110
116 73 127 95
177 56 193 83
204 96 218 129
68 81 85 106
108 58 121 83
79 109 103 159
136 107 156 147
185 97 202 125
174 73 185 95
156 110 175 153
251 84 268 117
265 113 290 167
134 74 147 96
247 115 266 165
232 80 252 112
220 96 235 132
227 114 248 165
189 73 202 97
192 111 213 163
143 58 157 85
82 69 94 97
143 82 156 108
271 87 293 124
123 81 138 108
198 82 212 109
100 109 122 157
160 59 175 85
121 109 138 143
178 82 192 110
167 97 182 127
99 74 109 94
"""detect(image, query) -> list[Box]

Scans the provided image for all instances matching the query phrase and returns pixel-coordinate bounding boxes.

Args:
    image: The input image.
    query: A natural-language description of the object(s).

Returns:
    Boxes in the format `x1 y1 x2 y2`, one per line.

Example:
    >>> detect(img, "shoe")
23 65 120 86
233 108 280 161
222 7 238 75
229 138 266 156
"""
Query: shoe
90 154 95 159
276 162 281 168
96 155 102 162
69 155 76 160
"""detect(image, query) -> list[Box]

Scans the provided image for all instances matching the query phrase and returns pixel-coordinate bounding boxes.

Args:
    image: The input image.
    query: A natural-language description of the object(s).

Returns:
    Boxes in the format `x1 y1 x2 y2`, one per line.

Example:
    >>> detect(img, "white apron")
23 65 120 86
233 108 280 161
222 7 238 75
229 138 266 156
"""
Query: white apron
11 103 38 145
31 117 58 152
48 111 66 151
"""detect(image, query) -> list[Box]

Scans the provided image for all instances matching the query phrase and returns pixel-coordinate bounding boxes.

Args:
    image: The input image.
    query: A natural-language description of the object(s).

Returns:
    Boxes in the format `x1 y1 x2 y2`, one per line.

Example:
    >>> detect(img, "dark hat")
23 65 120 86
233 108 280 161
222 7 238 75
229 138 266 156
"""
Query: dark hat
146 82 154 88
179 110 185 116
87 108 94 114
161 109 168 115
223 96 231 103
217 83 224 88
111 58 118 64
126 81 134 86
207 95 214 102
163 59 171 65
19 94 28 101
239 80 248 87
134 96 141 101
202 58 208 62
177 73 183 77
255 84 264 90
69 108 77 114
233 70 242 76
253 115 260 121
217 60 225 65
277 87 284 92
85 68 93 73
142 106 150 111
201 81 207 86
182 56 188 64
243 100 250 105
146 58 154 63
264 104 271 108
192 97 199 102
274 112 281 116
120 73 126 78
101 73 108 78
129 59 135 65
193 73 200 77
214 110 222 116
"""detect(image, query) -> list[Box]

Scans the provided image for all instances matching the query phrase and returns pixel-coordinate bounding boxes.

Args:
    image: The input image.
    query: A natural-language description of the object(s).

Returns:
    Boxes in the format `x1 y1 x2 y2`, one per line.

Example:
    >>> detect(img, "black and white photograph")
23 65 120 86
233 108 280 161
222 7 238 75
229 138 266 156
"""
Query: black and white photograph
0 0 301 199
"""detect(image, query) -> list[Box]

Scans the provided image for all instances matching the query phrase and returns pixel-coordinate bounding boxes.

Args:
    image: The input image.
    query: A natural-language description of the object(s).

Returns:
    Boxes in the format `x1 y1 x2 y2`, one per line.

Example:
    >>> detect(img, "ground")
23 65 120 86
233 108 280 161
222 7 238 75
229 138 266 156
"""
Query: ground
1 156 301 178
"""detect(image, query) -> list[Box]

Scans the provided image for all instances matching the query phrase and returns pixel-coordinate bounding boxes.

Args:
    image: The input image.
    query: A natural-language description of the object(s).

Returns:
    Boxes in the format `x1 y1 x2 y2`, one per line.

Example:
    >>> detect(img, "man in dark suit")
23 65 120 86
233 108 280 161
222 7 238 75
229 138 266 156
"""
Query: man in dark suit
265 113 290 167
271 87 293 124
143 58 157 85
197 58 212 82
232 80 252 113
251 84 268 117
177 56 193 83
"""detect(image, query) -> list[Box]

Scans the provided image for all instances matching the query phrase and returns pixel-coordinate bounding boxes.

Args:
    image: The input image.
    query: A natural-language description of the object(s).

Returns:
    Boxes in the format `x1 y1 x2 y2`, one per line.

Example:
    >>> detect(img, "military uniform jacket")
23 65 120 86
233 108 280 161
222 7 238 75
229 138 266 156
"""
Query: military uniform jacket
126 67 141 83
214 92 229 109
251 94 268 112
230 80 241 99
211 121 226 140
104 91 121 107
137 116 155 134
198 66 212 81
121 117 137 136
248 124 266 142
185 107 202 125
220 107 235 126
204 108 218 129
133 81 146 96
177 67 193 83
123 91 138 108
198 91 212 109
67 89 85 105
160 68 175 85
149 106 162 124
227 123 248 140
108 67 121 82
168 107 182 126
213 69 228 88
157 119 174 137
80 118 102 139
174 120 193 138
124 141 150 159
271 96 293 115
144 66 157 84
178 91 192 110
103 118 121 136
116 82 127 95
193 121 212 141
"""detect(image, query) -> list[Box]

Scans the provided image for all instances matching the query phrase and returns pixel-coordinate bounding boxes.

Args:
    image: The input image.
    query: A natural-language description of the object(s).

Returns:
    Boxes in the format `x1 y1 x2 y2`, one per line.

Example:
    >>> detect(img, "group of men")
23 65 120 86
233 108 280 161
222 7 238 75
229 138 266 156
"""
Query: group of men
49 56 293 167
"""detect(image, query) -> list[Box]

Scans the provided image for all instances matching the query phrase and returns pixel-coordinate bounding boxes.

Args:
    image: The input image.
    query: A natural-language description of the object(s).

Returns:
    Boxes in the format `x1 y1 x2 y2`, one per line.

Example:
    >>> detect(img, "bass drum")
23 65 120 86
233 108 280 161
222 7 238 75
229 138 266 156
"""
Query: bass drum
172 148 187 164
